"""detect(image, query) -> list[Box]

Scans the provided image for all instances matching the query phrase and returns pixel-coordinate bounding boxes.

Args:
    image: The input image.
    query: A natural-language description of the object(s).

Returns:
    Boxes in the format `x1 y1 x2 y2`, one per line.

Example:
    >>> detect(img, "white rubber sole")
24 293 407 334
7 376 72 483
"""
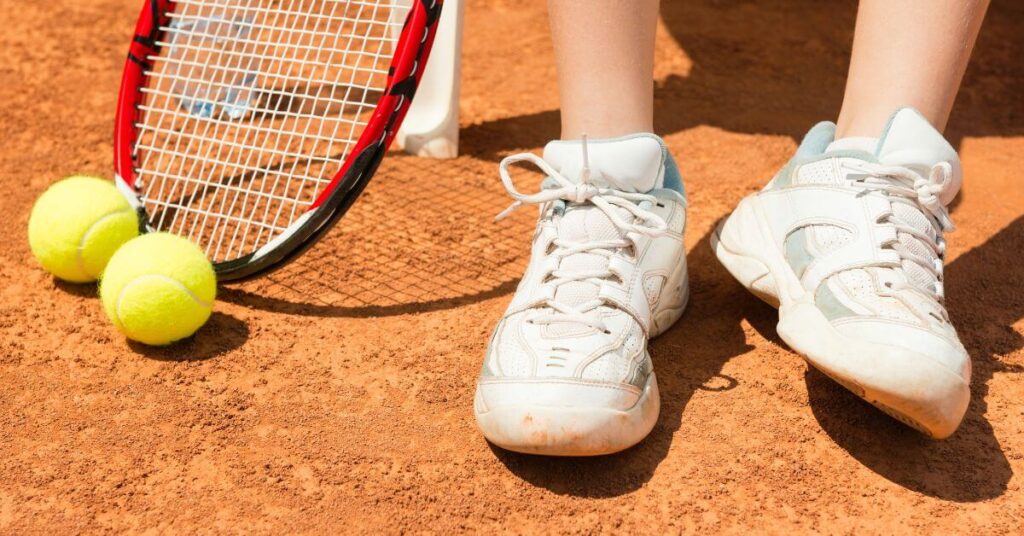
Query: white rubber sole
712 196 970 439
475 372 660 456
475 264 689 456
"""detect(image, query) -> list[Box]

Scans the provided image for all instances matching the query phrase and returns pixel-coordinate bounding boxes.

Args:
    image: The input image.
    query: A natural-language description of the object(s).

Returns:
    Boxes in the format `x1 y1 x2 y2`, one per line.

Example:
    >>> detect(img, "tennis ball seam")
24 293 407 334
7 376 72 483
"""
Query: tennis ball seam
113 273 214 329
75 207 136 278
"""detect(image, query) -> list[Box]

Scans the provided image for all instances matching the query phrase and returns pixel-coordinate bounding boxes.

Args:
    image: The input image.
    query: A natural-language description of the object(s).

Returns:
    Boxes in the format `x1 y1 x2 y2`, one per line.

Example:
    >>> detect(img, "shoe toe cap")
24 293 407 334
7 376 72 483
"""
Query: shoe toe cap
475 378 644 414
473 375 659 456
832 318 970 381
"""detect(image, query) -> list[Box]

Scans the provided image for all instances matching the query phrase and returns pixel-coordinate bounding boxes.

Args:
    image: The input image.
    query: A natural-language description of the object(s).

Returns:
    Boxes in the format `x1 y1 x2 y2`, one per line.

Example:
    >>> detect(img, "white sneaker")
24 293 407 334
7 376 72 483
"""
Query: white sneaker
712 108 970 438
474 134 688 456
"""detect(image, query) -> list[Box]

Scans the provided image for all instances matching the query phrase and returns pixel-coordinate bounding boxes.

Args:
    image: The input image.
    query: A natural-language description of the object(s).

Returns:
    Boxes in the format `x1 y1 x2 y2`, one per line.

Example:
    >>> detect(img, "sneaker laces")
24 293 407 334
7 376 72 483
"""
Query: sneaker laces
846 160 955 300
495 145 669 332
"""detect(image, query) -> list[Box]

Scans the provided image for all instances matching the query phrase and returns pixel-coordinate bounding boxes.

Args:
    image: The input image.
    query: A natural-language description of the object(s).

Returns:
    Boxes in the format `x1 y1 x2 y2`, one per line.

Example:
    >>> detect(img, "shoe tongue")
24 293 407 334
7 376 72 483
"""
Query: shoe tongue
540 134 663 335
556 203 623 243
542 134 665 192
810 110 957 298
552 205 626 305
543 202 631 337
825 136 877 155
875 108 962 205
871 109 959 295
891 201 941 292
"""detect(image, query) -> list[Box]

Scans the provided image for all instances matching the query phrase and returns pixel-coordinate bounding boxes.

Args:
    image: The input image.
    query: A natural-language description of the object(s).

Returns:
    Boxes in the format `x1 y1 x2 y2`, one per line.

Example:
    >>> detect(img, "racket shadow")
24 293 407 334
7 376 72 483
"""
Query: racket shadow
222 154 535 317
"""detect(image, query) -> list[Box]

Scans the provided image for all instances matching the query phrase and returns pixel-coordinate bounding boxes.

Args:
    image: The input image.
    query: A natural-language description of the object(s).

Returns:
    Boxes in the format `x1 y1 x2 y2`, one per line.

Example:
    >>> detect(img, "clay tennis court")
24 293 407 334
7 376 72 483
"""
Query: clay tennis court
2 0 1023 532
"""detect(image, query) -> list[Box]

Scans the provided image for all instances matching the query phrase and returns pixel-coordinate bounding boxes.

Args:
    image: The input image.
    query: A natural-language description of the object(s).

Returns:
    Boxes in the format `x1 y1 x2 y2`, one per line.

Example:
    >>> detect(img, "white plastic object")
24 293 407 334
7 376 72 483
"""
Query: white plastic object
394 0 463 158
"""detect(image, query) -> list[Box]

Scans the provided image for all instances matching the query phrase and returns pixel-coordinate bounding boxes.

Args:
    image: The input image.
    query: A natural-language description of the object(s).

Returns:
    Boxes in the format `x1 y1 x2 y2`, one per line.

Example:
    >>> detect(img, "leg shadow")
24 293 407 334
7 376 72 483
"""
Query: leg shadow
490 225 769 497
802 216 1024 501
461 0 1024 162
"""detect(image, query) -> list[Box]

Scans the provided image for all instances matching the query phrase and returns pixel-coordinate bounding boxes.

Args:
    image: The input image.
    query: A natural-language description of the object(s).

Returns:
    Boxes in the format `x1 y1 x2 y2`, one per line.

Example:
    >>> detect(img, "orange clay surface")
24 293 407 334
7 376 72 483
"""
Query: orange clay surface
2 0 1024 533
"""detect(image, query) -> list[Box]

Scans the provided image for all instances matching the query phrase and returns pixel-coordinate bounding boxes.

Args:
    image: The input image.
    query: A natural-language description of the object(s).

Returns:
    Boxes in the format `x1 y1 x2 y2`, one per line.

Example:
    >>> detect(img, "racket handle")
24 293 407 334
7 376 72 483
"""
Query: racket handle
395 0 463 159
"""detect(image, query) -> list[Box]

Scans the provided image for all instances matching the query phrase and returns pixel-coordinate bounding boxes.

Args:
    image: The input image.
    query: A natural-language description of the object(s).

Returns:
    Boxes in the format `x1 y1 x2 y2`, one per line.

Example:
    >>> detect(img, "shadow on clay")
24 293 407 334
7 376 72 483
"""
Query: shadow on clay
125 311 250 362
460 0 1022 161
219 279 520 319
53 279 99 298
50 281 248 360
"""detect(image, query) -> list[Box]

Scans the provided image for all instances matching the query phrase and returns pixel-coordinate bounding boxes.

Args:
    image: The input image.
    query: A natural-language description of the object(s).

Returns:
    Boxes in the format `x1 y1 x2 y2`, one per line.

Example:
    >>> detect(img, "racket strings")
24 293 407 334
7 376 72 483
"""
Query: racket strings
133 0 410 263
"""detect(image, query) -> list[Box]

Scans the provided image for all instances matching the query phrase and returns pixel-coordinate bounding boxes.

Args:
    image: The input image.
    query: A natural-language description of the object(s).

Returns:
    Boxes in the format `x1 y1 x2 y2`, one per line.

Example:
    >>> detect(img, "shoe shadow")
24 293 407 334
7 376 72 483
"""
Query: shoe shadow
490 226 765 497
794 217 1024 502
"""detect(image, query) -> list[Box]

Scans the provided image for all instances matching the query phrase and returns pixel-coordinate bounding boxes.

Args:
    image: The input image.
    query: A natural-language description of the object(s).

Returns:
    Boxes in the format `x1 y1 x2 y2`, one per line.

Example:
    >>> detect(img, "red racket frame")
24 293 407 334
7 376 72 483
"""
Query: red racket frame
114 0 443 281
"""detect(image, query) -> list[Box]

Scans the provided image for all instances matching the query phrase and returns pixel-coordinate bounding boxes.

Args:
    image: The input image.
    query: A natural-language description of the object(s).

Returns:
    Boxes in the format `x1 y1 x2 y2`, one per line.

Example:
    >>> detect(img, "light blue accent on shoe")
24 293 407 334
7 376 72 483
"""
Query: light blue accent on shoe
815 282 857 320
765 121 837 190
796 121 836 157
662 151 686 197
764 161 797 190
784 228 815 280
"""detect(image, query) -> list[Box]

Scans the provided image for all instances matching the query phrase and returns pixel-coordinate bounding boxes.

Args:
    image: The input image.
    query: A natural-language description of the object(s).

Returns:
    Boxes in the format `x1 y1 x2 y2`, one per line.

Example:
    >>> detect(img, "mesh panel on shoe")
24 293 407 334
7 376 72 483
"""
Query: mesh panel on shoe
667 205 685 230
623 325 643 357
890 202 941 293
580 324 644 383
644 275 665 305
795 160 841 185
794 160 855 258
808 225 853 255
581 351 629 382
892 201 934 233
835 269 917 322
496 330 533 377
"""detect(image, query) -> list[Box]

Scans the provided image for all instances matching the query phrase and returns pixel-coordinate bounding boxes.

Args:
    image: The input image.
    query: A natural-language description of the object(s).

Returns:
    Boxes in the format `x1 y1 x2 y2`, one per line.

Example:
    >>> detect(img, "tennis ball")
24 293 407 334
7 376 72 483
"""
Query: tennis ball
28 175 139 283
100 233 217 346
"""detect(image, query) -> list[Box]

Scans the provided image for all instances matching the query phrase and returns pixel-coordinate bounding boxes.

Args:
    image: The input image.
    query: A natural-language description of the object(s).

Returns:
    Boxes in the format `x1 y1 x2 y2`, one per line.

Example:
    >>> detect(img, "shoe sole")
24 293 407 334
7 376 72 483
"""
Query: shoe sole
475 265 689 456
711 195 970 439
475 371 660 456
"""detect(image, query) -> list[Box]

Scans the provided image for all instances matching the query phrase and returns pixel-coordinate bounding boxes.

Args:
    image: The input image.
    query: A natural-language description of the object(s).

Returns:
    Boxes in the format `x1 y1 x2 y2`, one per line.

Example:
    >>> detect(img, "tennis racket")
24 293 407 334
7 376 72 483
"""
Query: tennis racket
114 0 442 281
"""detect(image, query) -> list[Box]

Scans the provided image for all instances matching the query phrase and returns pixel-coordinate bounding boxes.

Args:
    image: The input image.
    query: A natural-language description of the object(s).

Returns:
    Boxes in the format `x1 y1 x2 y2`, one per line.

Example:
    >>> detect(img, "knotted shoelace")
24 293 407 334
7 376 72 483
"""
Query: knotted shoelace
495 152 669 332
846 160 956 300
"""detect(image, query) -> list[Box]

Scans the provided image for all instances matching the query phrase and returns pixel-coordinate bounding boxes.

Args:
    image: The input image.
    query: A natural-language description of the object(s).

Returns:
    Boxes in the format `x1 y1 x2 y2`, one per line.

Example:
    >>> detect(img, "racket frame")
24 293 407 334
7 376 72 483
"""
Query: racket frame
114 0 443 281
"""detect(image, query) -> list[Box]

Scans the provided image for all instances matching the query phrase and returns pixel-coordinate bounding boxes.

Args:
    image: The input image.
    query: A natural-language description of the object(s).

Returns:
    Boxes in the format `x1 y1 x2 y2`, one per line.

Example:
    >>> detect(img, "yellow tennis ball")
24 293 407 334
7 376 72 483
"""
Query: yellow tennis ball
100 233 217 346
28 175 139 283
